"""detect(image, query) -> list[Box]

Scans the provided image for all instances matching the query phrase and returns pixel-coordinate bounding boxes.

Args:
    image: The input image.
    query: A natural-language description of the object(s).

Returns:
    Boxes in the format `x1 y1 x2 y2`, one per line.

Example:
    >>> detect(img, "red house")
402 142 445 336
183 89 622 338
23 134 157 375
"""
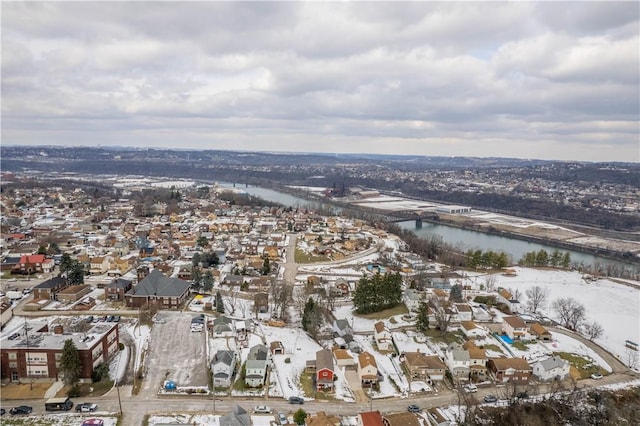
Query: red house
315 348 334 391
14 254 46 275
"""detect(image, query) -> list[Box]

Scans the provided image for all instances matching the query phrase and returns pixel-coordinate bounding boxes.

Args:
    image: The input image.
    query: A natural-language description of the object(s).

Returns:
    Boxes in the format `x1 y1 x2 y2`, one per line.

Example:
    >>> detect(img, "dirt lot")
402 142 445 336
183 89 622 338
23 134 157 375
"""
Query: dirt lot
138 311 209 398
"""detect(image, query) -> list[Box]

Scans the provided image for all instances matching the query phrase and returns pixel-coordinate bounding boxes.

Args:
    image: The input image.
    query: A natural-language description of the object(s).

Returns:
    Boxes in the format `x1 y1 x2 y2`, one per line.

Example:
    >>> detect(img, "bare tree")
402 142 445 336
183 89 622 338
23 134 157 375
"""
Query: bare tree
582 320 604 341
624 347 639 370
525 285 549 313
509 287 523 301
224 289 240 315
270 280 292 320
552 297 586 330
430 296 452 337
484 275 497 292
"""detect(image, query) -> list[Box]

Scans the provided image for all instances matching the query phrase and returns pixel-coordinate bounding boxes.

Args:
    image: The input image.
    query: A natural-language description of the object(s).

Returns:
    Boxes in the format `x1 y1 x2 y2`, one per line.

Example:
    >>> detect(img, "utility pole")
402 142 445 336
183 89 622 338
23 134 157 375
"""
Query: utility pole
24 318 32 390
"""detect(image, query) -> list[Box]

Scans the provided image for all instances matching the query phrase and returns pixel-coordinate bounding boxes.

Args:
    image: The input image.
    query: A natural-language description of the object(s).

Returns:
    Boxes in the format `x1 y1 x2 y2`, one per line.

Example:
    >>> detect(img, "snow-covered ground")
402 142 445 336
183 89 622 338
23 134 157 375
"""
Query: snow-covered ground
487 267 640 367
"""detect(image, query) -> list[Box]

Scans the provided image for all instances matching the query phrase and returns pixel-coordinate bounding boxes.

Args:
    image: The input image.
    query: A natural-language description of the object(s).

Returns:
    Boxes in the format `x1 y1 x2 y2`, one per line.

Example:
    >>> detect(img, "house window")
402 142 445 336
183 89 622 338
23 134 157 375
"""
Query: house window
8 352 17 360
9 362 17 368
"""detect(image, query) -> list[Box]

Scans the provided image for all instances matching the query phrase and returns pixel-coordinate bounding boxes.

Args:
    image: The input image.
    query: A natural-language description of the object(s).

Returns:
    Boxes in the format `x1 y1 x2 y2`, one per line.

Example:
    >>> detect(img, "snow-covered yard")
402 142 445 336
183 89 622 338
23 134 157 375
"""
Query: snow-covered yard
486 267 640 367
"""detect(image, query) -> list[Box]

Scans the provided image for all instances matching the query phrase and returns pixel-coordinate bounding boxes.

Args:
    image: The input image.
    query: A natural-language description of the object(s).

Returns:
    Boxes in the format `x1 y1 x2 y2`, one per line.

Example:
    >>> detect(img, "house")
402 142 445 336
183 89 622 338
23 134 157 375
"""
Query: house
374 321 393 351
403 352 447 382
460 321 487 339
532 356 570 382
14 254 46 275
357 411 384 426
89 256 110 275
529 323 552 342
32 277 68 301
316 348 335 391
444 349 470 380
211 316 235 338
454 303 473 321
333 348 355 368
426 408 453 426
333 318 353 337
125 269 191 309
357 351 378 388
488 358 532 383
382 412 421 426
497 288 522 313
219 405 251 426
211 350 238 387
463 341 488 380
404 288 422 313
502 316 530 341
244 344 269 388
1 322 119 384
104 278 132 301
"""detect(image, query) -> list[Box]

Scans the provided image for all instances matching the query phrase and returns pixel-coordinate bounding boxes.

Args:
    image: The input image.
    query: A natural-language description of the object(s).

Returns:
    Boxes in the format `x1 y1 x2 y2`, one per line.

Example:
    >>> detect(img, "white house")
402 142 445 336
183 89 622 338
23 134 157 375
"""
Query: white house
357 351 379 388
374 321 393 351
445 349 470 380
532 356 570 382
211 350 238 387
454 303 473 322
502 316 531 341
460 321 487 339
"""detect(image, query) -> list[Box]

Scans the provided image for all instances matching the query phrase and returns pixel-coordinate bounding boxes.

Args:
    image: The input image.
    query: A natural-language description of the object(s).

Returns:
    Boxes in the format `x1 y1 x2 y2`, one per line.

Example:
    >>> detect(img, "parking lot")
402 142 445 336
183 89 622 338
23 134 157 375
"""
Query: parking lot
139 311 209 398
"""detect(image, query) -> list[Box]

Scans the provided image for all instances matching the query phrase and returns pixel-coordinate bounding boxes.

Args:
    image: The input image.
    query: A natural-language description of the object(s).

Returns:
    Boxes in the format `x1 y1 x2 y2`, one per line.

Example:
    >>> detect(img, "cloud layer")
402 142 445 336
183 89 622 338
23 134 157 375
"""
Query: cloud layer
2 2 638 162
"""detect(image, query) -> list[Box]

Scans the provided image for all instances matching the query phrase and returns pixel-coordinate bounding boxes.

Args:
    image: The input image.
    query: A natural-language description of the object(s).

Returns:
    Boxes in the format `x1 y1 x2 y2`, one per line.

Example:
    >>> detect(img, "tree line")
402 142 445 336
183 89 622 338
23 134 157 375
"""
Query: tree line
519 249 571 268
352 272 403 314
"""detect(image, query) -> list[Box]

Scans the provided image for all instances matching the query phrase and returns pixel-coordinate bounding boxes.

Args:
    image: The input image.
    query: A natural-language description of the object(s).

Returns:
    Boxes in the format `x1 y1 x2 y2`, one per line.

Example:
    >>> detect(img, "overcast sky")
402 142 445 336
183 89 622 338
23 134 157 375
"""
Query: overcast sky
2 2 639 162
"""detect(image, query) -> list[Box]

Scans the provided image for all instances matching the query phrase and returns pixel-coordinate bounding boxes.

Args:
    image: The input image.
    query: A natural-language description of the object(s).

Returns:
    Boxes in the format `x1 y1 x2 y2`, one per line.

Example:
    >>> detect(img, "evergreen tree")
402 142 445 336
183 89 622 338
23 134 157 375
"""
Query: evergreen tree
202 270 214 294
302 297 323 338
353 272 403 314
60 339 82 385
216 291 224 313
67 262 85 285
191 268 202 292
262 256 271 275
192 252 201 267
60 253 74 275
293 408 307 425
37 245 47 255
561 252 571 268
449 284 464 303
416 300 430 333
535 249 549 266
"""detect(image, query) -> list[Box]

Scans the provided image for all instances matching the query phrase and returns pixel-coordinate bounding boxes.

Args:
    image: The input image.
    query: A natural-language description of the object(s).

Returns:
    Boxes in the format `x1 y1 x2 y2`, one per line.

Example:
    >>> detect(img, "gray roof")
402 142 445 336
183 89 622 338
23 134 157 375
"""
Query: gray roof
451 350 470 362
213 350 235 367
316 348 334 372
34 276 66 289
335 319 351 331
539 356 568 371
220 405 250 426
248 344 268 361
107 278 132 289
133 269 190 297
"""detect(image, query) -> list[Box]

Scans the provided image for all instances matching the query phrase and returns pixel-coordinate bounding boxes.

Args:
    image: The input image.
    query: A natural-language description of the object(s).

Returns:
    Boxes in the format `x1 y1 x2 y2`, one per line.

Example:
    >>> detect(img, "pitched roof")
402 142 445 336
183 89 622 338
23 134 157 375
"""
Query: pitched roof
530 322 551 336
133 269 190 297
490 357 532 371
358 411 383 426
213 350 235 366
538 356 568 371
382 412 421 426
316 348 334 371
503 316 527 329
374 321 386 333
358 351 378 369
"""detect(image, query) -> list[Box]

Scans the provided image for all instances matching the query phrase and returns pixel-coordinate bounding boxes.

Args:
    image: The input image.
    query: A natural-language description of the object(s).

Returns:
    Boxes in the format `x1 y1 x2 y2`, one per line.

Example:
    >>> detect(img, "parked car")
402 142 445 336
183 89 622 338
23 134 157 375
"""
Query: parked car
76 403 98 412
253 406 273 414
591 373 603 380
483 394 498 403
1 408 6 415
464 383 478 393
516 391 529 399
278 412 287 425
106 315 115 322
86 316 94 323
407 404 421 413
10 405 32 415
288 396 304 405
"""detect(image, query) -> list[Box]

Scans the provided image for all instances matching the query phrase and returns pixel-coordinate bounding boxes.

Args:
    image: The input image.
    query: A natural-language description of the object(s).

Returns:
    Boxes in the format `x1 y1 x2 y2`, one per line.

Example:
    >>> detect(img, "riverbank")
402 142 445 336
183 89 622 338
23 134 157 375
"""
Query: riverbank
428 213 640 266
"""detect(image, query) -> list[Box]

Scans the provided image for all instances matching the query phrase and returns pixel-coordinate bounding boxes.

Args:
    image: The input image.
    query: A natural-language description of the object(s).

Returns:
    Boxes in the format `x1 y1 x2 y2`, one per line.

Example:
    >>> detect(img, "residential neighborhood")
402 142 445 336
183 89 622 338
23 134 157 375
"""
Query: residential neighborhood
0 174 638 426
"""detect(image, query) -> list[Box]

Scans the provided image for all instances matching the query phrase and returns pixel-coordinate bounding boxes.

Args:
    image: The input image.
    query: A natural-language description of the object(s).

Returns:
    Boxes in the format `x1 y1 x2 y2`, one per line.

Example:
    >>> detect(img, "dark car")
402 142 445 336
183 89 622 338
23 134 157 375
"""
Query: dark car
407 404 421 412
10 405 33 415
288 396 304 404
113 315 121 322
1 408 5 415
86 316 94 323
516 391 529 399
483 394 498 403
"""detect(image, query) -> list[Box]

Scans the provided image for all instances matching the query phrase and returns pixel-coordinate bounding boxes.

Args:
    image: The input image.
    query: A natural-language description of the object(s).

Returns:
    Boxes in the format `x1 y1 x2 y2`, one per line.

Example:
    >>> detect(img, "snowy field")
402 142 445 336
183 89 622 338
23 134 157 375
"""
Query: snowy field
488 267 640 367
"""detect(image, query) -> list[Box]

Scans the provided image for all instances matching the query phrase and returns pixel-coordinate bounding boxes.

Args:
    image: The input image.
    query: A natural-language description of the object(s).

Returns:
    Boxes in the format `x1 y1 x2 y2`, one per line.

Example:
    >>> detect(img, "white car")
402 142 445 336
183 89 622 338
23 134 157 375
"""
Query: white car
464 383 478 393
590 373 603 380
253 406 273 414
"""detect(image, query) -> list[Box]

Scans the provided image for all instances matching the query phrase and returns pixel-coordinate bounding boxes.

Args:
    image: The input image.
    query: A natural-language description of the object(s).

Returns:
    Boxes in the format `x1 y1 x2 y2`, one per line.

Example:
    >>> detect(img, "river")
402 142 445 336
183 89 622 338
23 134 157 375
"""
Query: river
219 182 638 274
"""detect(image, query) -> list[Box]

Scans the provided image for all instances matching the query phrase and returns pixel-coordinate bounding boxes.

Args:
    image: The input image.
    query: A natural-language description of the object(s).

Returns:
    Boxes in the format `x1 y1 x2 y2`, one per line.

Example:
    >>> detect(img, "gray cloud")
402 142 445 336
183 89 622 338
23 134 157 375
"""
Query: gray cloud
1 1 638 162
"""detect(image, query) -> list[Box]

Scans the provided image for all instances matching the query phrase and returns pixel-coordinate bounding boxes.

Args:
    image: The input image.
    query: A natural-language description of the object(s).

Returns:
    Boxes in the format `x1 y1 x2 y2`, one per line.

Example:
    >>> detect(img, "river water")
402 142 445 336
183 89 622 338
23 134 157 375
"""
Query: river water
219 182 638 274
